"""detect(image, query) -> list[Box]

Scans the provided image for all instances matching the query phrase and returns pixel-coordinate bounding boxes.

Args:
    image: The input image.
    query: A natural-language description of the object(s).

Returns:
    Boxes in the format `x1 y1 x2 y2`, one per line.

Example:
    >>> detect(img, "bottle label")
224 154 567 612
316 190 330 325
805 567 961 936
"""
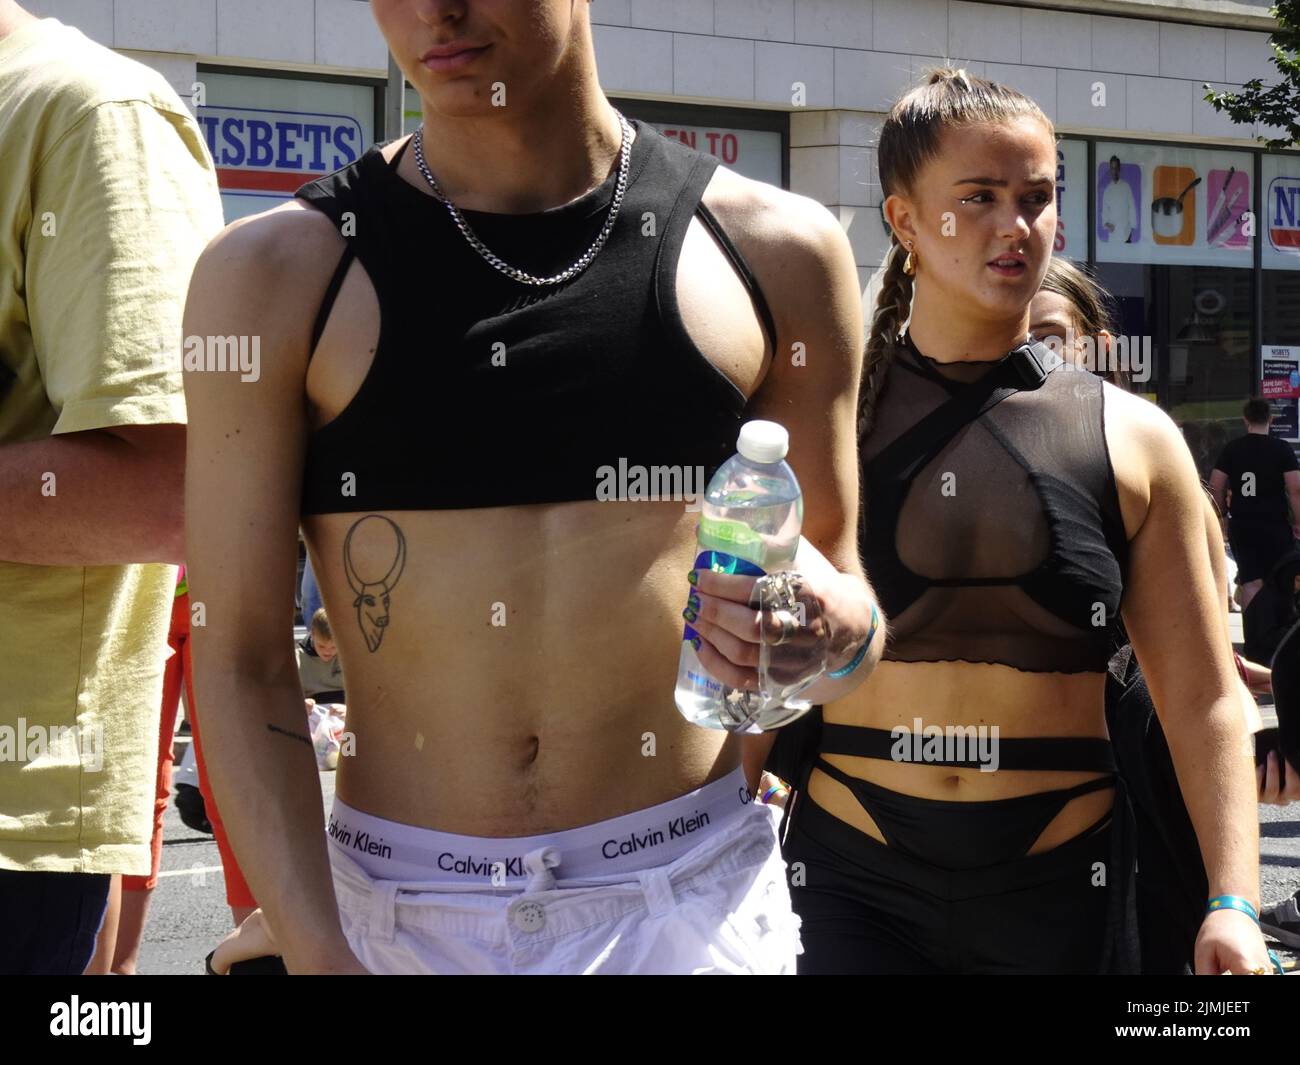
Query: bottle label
697 517 765 562
683 549 765 643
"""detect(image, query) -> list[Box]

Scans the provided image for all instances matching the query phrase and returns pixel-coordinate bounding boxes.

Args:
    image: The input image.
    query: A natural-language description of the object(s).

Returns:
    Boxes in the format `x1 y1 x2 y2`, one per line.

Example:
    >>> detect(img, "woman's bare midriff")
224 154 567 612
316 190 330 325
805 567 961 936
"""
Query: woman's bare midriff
807 659 1116 855
303 499 741 837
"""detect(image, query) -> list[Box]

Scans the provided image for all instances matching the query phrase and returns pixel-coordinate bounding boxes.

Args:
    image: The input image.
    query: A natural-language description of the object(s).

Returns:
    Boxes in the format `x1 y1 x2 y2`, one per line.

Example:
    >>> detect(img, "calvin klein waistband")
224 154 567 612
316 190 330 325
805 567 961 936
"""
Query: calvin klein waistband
327 767 755 885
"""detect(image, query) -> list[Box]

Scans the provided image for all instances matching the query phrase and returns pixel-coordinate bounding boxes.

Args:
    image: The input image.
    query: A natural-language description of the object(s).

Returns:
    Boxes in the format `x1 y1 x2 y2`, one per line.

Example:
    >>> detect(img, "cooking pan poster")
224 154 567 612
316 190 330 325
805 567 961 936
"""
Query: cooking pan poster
1095 142 1254 267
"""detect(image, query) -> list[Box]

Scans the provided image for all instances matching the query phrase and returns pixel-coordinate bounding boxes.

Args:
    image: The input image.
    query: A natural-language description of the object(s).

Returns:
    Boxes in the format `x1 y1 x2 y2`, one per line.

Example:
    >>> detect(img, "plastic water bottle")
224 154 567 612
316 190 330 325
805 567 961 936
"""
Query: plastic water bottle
674 420 810 733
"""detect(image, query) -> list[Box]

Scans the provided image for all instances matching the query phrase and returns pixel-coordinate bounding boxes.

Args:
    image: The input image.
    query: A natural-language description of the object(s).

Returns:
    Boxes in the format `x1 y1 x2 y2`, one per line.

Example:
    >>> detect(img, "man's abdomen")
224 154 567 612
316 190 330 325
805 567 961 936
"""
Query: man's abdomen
303 499 738 835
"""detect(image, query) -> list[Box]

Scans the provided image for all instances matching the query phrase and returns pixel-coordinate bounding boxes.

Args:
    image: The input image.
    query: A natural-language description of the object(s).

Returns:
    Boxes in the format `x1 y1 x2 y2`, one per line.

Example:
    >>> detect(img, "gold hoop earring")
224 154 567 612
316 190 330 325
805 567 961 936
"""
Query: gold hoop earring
902 243 916 276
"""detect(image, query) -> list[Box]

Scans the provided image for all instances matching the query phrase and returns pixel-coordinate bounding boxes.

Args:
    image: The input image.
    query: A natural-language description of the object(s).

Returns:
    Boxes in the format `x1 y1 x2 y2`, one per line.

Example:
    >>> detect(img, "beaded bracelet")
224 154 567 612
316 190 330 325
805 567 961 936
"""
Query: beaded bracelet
828 602 880 680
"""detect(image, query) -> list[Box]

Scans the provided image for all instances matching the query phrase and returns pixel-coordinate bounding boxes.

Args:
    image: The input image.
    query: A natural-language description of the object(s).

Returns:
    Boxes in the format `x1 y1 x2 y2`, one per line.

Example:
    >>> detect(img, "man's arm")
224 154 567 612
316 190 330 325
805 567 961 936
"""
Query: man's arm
1285 469 1300 534
0 424 184 564
184 204 360 972
743 191 884 702
10 96 222 564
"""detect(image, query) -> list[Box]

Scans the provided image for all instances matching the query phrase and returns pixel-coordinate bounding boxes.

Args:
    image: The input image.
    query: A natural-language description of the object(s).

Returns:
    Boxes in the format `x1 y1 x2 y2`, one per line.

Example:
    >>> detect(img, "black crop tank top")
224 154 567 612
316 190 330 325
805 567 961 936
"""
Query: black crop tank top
861 335 1130 674
294 120 774 514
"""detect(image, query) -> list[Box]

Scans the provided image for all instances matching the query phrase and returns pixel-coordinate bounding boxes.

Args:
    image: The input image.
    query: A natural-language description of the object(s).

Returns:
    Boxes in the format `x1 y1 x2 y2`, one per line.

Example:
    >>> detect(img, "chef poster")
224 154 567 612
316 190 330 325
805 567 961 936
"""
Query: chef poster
1262 345 1300 442
1096 154 1141 244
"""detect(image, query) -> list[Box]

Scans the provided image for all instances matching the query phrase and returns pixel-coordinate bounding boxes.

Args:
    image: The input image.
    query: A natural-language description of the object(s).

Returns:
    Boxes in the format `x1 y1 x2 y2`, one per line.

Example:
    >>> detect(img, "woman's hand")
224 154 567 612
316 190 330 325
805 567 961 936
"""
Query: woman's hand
210 909 369 974
1257 750 1300 805
1194 909 1277 975
685 535 872 692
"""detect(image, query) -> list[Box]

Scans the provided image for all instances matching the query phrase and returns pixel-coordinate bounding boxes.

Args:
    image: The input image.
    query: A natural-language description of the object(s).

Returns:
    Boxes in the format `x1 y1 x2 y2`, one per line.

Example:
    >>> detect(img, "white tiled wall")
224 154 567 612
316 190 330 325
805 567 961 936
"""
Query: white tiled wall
114 0 216 55
795 0 874 50
217 0 314 65
27 0 1284 271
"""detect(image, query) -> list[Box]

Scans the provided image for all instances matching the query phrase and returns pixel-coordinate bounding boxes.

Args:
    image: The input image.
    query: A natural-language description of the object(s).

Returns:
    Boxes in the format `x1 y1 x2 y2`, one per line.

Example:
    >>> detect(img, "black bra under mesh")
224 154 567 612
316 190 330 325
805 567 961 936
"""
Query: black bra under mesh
861 334 1129 674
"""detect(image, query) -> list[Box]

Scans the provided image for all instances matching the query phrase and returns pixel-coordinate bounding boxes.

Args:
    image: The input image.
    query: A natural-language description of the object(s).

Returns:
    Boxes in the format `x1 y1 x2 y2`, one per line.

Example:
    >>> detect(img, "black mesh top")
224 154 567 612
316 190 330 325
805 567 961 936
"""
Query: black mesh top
861 334 1130 674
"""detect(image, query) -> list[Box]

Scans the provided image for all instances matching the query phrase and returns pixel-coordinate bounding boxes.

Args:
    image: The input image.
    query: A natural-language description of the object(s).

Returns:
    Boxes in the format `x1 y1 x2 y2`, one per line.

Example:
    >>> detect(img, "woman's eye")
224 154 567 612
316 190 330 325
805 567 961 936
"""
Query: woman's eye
1024 192 1052 206
959 192 992 204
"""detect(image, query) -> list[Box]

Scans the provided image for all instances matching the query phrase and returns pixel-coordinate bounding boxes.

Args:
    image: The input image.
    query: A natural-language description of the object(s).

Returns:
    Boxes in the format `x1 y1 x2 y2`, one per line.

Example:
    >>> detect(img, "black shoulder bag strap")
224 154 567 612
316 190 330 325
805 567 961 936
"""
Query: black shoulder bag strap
865 341 1064 487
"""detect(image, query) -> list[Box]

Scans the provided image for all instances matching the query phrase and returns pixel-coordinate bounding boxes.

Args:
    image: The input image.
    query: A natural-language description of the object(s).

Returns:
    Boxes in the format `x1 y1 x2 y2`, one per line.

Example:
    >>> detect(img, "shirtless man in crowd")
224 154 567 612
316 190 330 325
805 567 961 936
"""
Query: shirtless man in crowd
189 0 880 975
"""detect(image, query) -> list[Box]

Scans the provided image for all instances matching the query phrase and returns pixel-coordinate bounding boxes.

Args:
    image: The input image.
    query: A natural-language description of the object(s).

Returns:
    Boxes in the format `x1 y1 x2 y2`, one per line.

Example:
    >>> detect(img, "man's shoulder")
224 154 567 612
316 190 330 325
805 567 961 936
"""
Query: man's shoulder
703 166 847 261
197 200 346 294
1215 433 1247 464
6 21 195 143
699 166 856 326
1270 436 1299 464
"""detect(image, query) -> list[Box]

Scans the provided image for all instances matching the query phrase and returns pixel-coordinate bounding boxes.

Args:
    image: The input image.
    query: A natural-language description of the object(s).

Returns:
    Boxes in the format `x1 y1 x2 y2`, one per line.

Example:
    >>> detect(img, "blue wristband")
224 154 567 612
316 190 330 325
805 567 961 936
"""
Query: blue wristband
828 603 879 680
1205 895 1260 923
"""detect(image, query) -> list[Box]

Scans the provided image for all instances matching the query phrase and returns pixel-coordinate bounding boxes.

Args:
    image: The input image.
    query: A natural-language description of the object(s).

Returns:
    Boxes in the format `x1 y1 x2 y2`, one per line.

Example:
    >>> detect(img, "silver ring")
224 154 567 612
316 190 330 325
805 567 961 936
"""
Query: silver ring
771 609 799 646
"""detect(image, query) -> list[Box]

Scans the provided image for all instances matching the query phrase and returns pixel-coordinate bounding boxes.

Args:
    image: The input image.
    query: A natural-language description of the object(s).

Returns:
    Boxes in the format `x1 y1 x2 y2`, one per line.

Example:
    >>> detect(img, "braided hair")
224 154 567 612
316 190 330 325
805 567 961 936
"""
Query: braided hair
860 67 1053 440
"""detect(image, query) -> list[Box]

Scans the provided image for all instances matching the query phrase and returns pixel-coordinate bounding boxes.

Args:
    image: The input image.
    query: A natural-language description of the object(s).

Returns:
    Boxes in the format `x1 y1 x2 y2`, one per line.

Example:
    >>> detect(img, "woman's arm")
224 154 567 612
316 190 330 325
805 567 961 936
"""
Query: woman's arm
1117 396 1272 974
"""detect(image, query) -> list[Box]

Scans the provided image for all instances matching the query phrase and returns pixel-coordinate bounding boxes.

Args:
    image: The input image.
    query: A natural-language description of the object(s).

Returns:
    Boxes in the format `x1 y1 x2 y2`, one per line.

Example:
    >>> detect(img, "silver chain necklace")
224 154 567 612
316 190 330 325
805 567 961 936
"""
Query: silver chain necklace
411 111 633 287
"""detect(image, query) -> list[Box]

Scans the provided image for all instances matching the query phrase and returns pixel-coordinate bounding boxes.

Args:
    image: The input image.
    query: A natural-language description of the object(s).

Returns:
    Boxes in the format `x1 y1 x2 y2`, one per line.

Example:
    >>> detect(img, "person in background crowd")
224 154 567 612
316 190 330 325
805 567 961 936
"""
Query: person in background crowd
1211 398 1300 612
297 608 345 705
110 566 194 974
0 2 222 975
1244 548 1300 666
299 548 323 630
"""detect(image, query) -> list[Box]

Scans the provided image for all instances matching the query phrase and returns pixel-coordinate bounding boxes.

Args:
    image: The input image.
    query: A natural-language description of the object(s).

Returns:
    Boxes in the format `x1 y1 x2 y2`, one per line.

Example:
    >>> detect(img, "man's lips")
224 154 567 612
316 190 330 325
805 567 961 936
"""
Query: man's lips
421 43 490 72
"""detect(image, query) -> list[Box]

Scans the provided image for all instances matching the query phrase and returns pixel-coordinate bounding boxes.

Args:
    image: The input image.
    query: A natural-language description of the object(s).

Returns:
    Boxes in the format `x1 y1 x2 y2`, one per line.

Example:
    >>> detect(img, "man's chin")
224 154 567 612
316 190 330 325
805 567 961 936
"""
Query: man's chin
413 83 510 121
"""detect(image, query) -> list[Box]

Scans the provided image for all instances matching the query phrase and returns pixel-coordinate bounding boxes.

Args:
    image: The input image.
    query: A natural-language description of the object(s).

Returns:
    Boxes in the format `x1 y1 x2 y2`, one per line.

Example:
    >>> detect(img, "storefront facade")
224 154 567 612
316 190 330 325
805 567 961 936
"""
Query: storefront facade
30 0 1300 463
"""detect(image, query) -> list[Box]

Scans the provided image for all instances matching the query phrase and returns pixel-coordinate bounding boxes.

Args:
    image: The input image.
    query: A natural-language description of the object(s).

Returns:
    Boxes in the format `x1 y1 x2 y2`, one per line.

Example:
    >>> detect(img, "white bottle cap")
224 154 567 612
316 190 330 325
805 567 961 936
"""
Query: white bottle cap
737 420 789 464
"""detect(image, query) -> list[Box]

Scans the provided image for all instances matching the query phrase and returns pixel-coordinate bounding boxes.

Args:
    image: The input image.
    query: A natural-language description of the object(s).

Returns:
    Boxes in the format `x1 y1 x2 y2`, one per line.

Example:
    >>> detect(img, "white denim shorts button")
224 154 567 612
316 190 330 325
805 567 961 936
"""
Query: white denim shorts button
511 900 546 934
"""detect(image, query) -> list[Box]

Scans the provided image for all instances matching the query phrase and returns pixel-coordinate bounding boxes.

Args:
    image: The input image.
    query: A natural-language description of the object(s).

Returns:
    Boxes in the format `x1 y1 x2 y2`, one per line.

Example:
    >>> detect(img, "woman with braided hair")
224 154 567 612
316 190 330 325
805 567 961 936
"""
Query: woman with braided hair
765 68 1275 974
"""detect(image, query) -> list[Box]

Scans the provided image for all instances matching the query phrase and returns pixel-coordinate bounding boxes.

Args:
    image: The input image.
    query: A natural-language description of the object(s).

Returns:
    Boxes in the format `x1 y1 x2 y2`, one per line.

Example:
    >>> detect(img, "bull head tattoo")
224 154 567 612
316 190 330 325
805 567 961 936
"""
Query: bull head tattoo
343 515 407 652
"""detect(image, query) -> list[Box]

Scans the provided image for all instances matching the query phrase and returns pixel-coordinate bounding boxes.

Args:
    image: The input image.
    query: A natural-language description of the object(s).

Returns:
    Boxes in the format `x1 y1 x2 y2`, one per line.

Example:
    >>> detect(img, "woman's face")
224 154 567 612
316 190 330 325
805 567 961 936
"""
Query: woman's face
888 116 1058 325
1029 289 1090 366
370 0 584 118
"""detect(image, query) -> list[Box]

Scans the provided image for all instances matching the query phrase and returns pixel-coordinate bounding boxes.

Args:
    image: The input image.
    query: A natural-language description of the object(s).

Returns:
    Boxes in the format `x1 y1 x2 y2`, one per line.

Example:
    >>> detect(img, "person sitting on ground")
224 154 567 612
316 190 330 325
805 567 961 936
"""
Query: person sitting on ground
296 608 345 706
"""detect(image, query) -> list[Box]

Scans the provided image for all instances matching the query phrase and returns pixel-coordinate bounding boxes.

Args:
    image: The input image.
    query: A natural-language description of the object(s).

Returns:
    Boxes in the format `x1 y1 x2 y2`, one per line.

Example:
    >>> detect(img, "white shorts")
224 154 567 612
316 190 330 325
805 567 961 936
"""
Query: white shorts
327 767 801 974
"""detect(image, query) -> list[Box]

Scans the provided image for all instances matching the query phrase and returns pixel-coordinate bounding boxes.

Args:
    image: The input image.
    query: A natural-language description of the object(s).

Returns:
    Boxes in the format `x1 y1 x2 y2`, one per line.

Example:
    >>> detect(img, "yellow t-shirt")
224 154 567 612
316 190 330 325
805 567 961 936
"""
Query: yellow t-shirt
0 19 223 874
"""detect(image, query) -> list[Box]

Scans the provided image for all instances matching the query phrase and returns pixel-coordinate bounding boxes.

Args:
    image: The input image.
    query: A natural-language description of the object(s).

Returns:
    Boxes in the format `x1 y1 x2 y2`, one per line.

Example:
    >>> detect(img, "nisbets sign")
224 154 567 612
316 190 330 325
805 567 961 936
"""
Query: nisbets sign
1268 175 1300 252
196 106 362 197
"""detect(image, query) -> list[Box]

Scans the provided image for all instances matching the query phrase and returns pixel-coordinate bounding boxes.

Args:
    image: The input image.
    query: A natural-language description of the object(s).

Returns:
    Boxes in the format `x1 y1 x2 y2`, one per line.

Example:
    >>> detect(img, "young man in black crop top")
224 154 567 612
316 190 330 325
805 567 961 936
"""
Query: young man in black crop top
185 0 881 975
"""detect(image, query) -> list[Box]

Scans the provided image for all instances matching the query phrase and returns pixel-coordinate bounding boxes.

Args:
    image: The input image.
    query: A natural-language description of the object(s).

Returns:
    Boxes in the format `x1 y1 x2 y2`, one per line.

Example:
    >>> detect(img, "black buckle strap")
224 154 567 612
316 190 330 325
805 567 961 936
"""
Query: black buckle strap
866 339 1061 487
